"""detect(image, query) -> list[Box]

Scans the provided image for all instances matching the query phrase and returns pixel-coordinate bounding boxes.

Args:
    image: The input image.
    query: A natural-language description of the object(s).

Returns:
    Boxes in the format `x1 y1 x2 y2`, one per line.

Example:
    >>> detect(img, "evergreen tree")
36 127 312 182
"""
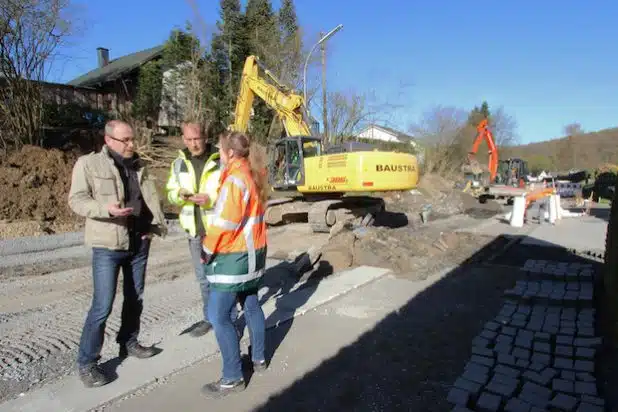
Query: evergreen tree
278 0 302 85
467 100 491 126
210 0 248 128
244 0 281 141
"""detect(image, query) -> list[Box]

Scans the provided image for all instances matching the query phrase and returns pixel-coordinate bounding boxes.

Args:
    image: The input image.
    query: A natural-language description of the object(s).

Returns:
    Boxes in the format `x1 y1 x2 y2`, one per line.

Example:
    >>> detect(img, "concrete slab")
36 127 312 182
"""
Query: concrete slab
102 273 442 412
0 266 390 412
522 215 607 251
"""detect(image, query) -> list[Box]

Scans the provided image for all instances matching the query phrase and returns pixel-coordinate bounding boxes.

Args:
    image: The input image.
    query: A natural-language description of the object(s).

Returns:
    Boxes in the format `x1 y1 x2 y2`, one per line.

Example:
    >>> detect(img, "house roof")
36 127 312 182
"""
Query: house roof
67 45 165 87
360 124 415 142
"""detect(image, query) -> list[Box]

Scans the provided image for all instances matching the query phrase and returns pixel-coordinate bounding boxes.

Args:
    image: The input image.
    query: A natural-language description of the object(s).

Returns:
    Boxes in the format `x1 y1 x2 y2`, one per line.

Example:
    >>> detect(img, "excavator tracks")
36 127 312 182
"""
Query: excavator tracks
307 197 386 233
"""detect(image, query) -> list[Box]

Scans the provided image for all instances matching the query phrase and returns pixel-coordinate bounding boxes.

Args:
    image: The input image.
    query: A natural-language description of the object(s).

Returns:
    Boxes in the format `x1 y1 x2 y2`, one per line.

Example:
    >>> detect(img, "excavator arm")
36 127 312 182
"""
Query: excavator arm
230 55 313 136
468 119 499 182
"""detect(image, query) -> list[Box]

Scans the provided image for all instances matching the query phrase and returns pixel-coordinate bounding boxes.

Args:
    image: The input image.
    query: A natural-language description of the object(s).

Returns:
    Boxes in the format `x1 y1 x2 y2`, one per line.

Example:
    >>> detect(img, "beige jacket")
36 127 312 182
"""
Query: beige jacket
68 145 167 250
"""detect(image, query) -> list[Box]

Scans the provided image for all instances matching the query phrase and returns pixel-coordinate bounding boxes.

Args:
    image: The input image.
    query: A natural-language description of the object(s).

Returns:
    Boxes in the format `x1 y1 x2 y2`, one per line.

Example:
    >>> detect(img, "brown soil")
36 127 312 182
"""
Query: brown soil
0 146 84 238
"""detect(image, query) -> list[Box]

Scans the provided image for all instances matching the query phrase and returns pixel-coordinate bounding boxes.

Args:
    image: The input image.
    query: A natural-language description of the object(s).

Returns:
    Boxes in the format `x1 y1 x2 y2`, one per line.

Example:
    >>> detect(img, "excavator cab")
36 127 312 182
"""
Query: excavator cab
269 136 323 190
496 158 529 186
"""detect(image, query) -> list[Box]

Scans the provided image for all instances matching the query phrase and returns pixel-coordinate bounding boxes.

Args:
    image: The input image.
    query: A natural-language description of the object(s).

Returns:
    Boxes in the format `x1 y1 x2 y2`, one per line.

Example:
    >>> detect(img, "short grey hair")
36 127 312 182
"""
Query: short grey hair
104 120 131 137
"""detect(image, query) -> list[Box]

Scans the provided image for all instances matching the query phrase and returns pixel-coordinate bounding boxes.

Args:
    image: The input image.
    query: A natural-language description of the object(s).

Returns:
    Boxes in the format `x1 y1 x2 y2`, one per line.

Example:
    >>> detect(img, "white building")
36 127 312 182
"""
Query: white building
356 124 417 148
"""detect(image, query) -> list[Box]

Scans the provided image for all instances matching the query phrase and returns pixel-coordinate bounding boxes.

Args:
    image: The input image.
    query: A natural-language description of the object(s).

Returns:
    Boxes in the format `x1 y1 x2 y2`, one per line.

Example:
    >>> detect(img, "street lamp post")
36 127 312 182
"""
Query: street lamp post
303 24 343 109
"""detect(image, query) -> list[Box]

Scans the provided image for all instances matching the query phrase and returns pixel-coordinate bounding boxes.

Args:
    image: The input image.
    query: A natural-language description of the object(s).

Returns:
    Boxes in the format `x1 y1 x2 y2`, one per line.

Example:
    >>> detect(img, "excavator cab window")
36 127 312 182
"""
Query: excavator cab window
269 138 305 189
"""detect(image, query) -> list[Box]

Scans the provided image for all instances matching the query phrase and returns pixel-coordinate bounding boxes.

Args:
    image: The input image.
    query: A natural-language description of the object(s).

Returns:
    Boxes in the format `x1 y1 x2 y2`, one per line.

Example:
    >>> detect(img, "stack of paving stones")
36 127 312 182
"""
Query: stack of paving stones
447 259 606 412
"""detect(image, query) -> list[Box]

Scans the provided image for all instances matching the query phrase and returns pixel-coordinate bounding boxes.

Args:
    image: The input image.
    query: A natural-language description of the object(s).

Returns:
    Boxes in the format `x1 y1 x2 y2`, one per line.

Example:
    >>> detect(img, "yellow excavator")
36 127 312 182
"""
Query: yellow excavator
229 55 419 232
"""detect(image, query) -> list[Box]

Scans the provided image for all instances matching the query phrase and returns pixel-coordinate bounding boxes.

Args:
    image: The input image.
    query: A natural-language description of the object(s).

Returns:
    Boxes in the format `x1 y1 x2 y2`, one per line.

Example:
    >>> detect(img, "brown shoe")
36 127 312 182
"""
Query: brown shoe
121 342 158 359
78 363 110 388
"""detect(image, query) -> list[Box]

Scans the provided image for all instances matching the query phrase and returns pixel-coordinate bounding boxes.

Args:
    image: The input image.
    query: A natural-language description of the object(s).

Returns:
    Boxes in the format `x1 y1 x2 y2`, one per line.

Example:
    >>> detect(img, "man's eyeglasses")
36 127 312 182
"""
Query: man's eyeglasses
107 135 135 145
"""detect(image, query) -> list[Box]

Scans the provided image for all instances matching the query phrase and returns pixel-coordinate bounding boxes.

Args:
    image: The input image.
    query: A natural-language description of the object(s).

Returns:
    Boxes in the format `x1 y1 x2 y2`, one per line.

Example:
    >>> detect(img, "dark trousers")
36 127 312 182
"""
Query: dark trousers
77 237 151 367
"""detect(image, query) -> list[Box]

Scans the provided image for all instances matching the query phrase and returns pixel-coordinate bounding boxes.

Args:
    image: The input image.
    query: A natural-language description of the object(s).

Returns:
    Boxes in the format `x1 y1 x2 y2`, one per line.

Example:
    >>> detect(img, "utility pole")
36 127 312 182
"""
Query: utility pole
320 31 328 143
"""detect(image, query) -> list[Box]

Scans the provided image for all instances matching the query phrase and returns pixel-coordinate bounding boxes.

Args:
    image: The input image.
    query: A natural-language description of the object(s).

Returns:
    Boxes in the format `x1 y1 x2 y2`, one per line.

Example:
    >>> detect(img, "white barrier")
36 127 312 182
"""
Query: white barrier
510 195 526 227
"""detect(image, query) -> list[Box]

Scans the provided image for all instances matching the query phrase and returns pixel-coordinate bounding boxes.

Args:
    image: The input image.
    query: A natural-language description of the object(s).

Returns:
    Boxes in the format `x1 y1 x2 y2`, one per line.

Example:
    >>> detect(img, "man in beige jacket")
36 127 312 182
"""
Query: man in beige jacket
68 120 167 388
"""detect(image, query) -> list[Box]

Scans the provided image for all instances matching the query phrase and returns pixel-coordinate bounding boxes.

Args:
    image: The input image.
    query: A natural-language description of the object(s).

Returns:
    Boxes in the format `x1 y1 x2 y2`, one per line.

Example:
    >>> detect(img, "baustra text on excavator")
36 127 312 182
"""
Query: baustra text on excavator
229 55 419 232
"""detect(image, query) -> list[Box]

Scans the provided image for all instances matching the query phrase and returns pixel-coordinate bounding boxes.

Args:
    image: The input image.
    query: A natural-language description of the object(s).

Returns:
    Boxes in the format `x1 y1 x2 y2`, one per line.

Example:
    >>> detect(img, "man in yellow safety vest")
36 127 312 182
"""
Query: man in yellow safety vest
165 123 237 337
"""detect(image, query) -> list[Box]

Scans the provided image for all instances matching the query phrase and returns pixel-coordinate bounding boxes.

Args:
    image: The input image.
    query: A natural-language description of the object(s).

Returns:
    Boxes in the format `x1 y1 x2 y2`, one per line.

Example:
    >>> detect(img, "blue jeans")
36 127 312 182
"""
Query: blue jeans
208 287 266 381
77 237 151 367
188 236 238 323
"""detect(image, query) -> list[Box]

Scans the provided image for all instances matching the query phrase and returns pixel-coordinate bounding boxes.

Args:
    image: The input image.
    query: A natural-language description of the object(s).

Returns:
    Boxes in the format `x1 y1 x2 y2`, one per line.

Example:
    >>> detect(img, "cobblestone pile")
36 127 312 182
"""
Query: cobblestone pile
448 259 606 411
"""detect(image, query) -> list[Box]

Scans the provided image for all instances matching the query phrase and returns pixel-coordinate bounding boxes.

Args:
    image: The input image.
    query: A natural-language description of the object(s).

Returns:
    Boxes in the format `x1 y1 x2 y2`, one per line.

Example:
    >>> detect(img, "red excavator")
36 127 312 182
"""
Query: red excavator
462 119 551 206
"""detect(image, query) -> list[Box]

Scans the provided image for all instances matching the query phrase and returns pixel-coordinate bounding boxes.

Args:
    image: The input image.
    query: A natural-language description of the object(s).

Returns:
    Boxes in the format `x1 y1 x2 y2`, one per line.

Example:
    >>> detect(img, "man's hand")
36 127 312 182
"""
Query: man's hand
179 188 193 201
189 193 210 206
108 202 133 217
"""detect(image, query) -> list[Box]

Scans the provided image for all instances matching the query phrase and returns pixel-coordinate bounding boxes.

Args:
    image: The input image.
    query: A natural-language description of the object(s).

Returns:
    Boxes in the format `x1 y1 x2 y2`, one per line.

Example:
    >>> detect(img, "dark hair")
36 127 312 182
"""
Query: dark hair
219 131 269 205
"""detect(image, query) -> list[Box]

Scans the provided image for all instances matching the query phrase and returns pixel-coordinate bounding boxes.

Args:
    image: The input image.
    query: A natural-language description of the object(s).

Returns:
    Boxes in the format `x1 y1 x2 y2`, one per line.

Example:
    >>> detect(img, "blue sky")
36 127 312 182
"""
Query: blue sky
54 0 618 145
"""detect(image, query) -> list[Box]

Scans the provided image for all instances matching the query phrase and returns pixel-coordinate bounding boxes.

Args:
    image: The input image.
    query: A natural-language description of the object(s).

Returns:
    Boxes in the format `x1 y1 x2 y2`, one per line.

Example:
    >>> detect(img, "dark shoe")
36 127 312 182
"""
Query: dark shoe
253 360 267 372
121 342 158 359
201 377 245 399
78 363 110 388
189 320 212 337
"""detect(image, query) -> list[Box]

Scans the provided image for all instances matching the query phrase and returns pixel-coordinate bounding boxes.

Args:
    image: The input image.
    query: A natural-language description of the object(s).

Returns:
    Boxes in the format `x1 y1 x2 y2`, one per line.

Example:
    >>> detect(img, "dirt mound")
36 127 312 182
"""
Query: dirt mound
320 221 494 279
0 145 82 234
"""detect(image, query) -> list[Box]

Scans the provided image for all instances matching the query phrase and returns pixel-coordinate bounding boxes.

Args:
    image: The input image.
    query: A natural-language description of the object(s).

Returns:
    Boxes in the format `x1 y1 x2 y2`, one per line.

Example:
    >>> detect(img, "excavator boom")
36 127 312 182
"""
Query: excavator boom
468 119 499 182
229 55 419 233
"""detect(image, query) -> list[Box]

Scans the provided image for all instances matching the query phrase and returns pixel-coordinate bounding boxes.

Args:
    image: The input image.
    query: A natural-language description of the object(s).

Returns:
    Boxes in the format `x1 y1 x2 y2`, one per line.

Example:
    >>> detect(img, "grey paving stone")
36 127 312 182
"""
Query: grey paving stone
541 367 558 381
516 359 530 369
578 327 595 337
454 377 483 394
555 345 574 357
462 367 489 385
470 355 495 367
533 341 551 353
528 362 544 372
512 319 527 328
548 393 578 412
485 321 501 331
573 359 595 373
476 391 502 412
554 357 574 370
556 335 574 346
513 313 528 322
473 346 495 357
492 343 512 355
531 352 551 365
491 373 518 387
512 347 531 360
486 377 517 398
523 370 551 386
518 329 534 340
447 387 471 406
561 370 576 381
552 378 574 393
495 315 510 324
561 320 576 328
497 354 517 367
527 322 543 332
473 336 491 348
575 381 598 396
581 395 605 407
480 329 498 341
502 326 517 336
504 397 531 412
519 381 552 408
576 402 604 412
534 332 550 342
576 372 596 382
560 327 577 336
574 337 602 347
496 334 514 345
495 364 521 378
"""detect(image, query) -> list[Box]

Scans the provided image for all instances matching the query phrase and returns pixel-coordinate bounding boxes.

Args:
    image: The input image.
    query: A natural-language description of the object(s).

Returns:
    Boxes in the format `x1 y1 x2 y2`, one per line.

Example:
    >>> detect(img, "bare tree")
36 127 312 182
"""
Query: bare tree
0 0 75 150
490 106 519 147
563 122 584 170
409 105 470 176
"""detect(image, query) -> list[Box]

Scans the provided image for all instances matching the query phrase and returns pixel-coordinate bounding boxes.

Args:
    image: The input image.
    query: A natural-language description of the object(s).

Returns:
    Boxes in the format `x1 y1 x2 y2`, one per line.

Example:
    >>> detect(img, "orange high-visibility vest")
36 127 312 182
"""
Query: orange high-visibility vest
202 157 267 292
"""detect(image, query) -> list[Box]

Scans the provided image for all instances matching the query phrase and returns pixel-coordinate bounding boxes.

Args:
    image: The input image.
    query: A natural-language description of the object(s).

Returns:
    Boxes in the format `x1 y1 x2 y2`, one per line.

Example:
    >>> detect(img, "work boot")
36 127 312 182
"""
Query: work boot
120 342 158 359
78 363 110 388
253 360 268 372
189 320 212 337
292 247 322 275
201 377 246 399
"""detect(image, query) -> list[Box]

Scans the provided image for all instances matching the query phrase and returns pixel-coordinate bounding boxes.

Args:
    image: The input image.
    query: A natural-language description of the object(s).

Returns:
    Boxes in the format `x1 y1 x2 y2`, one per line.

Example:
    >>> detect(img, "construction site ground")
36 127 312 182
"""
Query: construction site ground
0 144 615 411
